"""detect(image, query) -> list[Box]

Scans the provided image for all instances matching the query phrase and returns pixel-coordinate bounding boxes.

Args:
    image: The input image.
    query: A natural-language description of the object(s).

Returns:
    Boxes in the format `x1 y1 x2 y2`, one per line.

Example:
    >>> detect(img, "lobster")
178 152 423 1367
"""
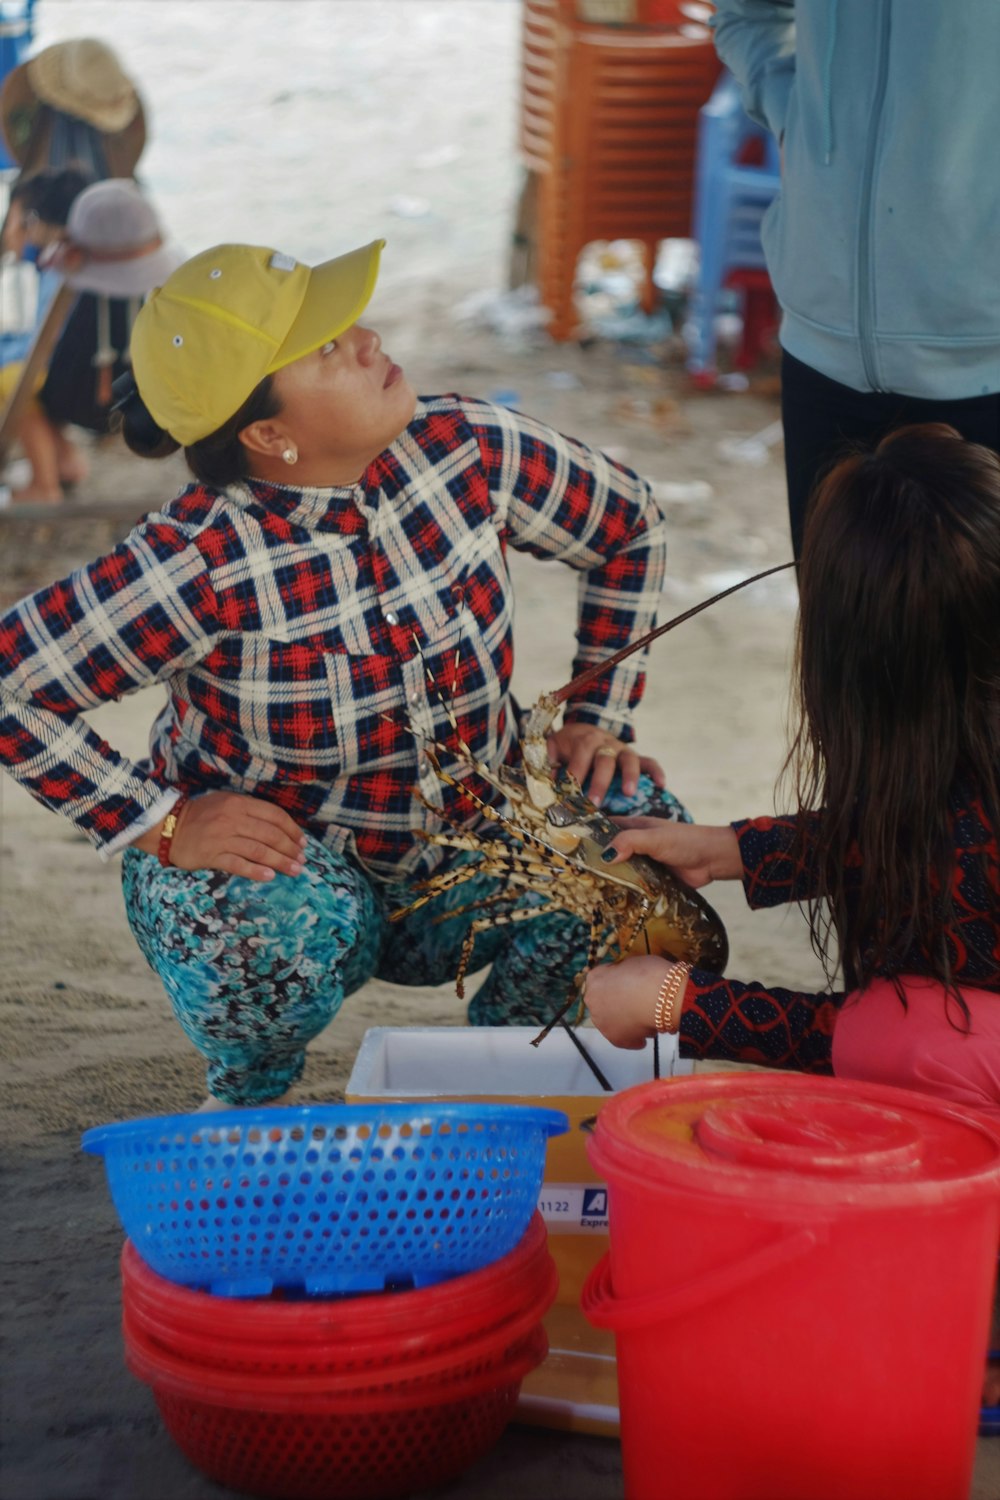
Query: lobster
390 561 793 1044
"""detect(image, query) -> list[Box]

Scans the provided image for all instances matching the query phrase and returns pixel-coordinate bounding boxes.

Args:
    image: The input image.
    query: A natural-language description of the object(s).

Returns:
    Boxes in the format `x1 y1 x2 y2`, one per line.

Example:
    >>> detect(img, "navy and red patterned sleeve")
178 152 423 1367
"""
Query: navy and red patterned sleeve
679 967 842 1073
466 399 667 740
0 519 220 853
681 811 841 1070
734 811 824 908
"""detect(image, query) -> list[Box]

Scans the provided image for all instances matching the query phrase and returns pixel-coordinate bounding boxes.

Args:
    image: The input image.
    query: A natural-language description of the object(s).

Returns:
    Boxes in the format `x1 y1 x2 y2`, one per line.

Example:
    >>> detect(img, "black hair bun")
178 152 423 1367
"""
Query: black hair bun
112 370 177 457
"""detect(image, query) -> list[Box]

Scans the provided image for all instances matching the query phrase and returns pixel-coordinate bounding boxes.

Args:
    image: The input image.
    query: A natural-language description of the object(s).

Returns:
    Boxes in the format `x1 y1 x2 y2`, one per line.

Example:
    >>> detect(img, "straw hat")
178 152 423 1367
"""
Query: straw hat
28 39 138 131
49 180 185 298
0 39 146 173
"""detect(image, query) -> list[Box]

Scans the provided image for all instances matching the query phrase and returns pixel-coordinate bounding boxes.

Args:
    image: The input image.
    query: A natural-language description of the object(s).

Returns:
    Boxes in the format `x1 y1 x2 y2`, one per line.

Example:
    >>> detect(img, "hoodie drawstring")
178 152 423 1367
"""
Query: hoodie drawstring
822 0 838 164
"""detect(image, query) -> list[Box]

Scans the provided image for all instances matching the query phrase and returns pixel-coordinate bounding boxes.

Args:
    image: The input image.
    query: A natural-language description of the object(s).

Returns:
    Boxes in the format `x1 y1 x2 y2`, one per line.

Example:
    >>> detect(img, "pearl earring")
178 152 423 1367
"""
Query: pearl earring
282 447 298 465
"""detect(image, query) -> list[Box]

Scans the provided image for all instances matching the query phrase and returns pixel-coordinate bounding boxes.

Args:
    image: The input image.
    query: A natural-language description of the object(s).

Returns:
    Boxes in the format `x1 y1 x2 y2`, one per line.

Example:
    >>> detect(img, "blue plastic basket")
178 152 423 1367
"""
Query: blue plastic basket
82 1103 567 1297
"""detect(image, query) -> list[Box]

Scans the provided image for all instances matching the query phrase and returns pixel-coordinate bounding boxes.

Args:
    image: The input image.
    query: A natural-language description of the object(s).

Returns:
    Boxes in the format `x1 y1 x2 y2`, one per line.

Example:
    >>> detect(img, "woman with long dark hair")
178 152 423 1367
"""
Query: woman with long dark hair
584 424 1000 1117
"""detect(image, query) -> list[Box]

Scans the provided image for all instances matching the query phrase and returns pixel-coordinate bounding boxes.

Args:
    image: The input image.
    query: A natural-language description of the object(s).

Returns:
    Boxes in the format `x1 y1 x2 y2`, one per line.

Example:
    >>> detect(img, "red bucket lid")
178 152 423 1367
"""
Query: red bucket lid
588 1075 1000 1214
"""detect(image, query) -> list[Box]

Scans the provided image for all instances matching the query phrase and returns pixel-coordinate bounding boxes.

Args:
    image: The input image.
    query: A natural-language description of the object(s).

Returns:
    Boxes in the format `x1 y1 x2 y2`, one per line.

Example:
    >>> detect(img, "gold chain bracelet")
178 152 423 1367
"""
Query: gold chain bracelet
653 961 693 1034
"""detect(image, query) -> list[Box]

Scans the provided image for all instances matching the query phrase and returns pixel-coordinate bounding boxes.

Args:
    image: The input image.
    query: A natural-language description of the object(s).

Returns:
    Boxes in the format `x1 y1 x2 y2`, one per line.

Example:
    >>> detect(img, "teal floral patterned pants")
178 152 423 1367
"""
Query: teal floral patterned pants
122 776 689 1104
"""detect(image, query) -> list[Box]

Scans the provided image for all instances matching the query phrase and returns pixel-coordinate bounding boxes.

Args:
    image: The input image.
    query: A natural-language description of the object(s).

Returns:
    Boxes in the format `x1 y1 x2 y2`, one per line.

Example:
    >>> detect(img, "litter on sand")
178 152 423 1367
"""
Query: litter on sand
716 420 784 465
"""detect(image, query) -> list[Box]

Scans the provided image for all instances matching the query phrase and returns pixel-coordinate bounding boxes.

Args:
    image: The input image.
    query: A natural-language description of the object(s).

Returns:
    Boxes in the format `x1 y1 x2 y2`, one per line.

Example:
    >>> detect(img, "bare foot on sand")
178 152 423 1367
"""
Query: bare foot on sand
10 485 63 505
55 434 89 490
196 1090 294 1112
59 458 89 489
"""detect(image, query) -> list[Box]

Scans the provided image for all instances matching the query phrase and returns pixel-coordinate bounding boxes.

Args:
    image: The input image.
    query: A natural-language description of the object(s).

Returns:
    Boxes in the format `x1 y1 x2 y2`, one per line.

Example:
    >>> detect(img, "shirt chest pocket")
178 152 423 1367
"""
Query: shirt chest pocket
255 619 452 777
249 526 506 770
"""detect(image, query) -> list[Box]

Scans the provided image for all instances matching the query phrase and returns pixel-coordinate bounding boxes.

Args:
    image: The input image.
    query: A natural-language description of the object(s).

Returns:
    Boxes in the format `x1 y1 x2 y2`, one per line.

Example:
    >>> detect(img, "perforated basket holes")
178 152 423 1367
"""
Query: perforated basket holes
154 1383 520 1500
111 1115 548 1288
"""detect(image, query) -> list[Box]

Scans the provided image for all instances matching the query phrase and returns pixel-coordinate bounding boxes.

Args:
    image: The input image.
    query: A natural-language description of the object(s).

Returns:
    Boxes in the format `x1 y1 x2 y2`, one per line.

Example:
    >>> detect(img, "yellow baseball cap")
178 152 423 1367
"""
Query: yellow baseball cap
129 239 384 446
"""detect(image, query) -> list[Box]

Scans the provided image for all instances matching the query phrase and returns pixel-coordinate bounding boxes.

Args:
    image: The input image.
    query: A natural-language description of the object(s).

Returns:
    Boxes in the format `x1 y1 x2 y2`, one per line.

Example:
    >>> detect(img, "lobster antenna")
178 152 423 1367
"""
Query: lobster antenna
411 588 472 756
551 560 795 706
559 1021 614 1091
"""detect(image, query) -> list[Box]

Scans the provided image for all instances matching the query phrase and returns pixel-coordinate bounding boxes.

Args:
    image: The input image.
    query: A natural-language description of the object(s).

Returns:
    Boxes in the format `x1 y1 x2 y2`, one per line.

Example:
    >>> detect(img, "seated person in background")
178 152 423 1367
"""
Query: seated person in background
1 175 181 505
0 39 147 502
0 37 145 183
1 164 93 502
42 176 184 438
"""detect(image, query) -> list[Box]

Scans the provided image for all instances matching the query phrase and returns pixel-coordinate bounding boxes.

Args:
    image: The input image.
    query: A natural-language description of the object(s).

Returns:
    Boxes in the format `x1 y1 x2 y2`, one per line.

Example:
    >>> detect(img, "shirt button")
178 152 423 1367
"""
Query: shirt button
384 609 398 626
409 687 421 704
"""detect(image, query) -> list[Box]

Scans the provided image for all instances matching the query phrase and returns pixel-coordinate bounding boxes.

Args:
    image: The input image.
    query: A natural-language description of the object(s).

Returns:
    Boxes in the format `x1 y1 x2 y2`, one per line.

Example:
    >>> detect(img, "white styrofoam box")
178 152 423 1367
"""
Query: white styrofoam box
346 1024 692 1099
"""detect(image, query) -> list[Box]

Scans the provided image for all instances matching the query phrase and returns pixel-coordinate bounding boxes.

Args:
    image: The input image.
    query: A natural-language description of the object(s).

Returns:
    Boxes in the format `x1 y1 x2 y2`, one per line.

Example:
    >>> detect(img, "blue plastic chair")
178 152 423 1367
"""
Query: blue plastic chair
686 69 781 382
0 0 37 172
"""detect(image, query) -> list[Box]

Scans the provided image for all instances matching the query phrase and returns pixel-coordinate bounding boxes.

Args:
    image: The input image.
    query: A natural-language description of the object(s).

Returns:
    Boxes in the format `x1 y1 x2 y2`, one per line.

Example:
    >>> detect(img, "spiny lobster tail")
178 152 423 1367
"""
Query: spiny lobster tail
551 560 795 706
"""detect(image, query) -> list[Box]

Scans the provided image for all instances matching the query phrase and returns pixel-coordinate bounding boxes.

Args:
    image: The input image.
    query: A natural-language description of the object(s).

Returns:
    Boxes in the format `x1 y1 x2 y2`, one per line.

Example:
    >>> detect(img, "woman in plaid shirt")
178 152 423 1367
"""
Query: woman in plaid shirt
585 425 1000 1117
0 238 686 1107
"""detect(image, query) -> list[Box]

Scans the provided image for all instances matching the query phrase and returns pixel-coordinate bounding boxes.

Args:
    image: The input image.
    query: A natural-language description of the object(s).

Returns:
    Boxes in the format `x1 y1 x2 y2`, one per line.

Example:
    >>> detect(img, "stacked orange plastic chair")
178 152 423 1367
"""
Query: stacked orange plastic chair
516 0 722 339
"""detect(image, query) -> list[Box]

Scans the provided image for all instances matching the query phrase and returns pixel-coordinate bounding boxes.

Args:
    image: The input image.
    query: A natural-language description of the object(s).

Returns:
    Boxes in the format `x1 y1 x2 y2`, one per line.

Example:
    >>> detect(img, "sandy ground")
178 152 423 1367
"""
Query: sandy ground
1 3 998 1498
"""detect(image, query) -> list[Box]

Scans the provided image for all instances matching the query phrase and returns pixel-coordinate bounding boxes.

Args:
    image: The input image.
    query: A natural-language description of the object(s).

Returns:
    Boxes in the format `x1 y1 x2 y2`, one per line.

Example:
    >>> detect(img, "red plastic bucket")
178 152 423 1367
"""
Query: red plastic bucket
583 1075 1000 1500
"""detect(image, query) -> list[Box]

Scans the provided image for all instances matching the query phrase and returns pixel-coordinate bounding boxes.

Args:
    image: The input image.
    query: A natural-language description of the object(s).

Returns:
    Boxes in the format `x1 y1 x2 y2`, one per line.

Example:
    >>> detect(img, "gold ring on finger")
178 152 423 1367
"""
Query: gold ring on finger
595 746 619 759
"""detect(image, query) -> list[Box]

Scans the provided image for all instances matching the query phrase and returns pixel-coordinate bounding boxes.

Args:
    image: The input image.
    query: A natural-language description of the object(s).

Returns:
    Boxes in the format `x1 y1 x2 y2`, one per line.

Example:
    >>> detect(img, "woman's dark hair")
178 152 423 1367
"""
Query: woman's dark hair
11 163 95 227
784 423 1000 1022
113 373 282 489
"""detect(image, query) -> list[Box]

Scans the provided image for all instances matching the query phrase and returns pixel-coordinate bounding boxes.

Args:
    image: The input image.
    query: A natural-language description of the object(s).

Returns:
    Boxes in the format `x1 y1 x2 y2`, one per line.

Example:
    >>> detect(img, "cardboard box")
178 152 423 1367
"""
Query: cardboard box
346 1025 693 1434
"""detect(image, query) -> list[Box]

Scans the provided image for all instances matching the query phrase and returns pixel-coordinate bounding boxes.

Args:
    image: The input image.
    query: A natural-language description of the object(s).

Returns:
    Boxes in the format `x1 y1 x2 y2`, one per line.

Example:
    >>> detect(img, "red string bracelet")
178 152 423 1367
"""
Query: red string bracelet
157 793 190 868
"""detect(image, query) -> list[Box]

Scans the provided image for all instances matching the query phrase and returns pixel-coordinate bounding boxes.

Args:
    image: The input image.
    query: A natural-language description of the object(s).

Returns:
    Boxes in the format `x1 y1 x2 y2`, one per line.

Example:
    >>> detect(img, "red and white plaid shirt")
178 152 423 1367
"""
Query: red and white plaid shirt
0 396 667 879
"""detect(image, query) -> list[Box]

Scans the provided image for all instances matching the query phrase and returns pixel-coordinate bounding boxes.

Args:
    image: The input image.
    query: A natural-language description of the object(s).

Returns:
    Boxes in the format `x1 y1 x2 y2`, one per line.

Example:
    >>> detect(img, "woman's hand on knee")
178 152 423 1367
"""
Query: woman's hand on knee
602 819 741 888
546 721 665 805
583 955 673 1050
140 792 309 881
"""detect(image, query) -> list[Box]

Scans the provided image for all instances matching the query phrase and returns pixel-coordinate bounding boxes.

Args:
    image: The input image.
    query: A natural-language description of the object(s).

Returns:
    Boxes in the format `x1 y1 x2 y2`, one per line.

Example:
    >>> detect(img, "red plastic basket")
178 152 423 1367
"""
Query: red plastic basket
125 1316 548 1500
123 1253 557 1385
121 1210 552 1354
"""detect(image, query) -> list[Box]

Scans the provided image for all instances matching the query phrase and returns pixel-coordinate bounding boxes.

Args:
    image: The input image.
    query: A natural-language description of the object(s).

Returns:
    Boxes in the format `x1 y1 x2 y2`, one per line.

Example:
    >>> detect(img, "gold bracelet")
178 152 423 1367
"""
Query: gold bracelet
157 793 190 868
653 962 692 1034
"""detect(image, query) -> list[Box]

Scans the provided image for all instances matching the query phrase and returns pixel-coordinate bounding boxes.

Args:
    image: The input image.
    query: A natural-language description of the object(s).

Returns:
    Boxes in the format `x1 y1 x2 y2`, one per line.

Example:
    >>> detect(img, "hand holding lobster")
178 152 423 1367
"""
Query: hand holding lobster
583 953 687 1050
604 818 742 889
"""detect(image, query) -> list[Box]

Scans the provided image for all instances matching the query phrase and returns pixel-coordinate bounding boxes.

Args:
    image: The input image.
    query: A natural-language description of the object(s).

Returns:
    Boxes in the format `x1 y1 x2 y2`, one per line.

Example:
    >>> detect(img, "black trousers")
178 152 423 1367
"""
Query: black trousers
781 349 1000 558
39 292 133 435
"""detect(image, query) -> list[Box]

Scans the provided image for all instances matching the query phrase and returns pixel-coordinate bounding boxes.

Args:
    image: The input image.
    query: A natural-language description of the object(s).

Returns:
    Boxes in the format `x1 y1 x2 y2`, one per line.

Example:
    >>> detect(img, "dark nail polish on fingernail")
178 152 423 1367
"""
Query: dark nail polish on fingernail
601 848 617 863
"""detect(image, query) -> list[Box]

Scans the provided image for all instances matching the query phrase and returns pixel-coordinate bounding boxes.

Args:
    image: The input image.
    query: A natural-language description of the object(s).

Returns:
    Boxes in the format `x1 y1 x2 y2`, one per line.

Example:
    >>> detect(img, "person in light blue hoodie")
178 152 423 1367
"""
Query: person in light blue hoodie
711 0 1000 556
